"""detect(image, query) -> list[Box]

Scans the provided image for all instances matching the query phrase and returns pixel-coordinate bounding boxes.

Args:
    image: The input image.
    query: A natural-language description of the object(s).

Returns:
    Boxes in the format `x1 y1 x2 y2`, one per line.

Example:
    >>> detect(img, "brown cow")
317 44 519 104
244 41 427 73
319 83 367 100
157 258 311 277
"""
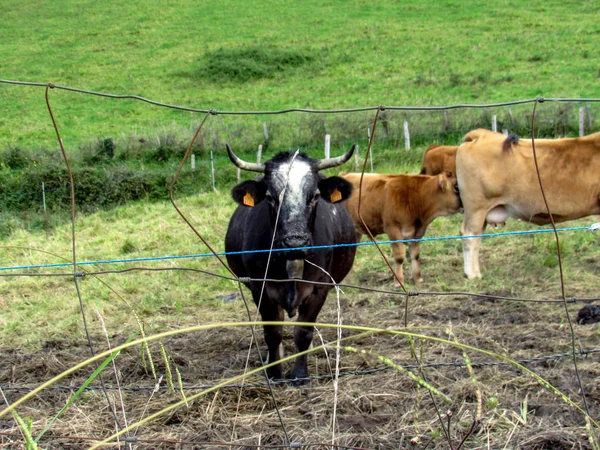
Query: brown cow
340 172 462 284
420 144 458 175
456 128 600 279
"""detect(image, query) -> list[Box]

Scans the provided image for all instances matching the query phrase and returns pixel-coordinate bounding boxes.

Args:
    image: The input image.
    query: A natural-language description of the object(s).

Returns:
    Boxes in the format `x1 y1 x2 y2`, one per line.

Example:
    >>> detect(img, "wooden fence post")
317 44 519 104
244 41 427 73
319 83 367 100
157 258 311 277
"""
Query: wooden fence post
257 144 263 164
191 154 195 171
324 134 330 159
354 144 359 171
403 121 410 151
492 115 497 132
580 107 585 137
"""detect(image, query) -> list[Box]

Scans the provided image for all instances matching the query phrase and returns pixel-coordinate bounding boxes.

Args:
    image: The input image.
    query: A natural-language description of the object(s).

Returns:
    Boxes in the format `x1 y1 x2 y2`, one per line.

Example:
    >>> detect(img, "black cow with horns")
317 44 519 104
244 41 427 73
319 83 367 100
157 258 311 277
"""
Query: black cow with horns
224 144 357 381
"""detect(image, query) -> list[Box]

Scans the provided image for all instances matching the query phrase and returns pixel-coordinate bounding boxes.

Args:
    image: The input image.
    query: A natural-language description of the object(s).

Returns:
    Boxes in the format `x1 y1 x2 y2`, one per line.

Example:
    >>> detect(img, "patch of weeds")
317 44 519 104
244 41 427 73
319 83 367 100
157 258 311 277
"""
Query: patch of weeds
198 45 317 83
527 54 544 63
82 138 116 164
120 239 138 254
543 254 559 268
486 394 499 409
413 74 437 87
448 72 462 88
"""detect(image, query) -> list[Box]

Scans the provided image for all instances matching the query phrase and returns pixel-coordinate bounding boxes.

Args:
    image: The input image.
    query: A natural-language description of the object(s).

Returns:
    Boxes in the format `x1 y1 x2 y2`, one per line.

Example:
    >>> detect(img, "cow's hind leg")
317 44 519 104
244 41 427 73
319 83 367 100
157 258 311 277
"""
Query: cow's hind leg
386 228 406 286
460 210 487 279
409 241 423 283
291 288 328 383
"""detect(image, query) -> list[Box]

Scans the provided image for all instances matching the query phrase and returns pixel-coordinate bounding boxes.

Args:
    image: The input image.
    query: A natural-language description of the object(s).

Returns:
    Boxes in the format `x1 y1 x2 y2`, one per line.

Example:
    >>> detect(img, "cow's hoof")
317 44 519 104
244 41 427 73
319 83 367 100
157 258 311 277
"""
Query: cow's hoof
290 368 310 386
266 366 283 381
464 273 482 280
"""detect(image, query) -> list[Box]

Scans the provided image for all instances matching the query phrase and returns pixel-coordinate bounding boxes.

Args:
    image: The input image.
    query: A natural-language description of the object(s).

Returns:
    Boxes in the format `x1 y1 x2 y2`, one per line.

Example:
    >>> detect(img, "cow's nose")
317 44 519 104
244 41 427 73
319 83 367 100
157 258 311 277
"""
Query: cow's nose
282 234 310 250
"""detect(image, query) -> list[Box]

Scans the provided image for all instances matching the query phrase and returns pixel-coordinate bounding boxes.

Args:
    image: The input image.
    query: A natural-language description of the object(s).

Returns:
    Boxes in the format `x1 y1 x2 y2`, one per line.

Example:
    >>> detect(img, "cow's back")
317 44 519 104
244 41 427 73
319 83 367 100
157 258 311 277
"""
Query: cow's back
420 144 458 175
340 173 392 235
457 129 600 223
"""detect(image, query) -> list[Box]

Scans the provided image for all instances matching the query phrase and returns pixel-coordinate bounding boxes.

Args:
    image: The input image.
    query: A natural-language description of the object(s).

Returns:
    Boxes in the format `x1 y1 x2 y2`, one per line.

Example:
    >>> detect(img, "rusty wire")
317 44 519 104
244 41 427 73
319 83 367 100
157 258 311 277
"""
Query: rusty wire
44 84 126 437
529 99 590 416
3 78 600 113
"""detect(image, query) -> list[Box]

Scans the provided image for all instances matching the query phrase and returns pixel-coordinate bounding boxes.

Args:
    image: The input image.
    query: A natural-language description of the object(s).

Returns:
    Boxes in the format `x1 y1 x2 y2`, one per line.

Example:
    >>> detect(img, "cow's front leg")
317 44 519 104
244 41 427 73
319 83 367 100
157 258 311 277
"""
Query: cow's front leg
291 288 328 383
409 241 423 283
259 303 285 380
460 211 487 279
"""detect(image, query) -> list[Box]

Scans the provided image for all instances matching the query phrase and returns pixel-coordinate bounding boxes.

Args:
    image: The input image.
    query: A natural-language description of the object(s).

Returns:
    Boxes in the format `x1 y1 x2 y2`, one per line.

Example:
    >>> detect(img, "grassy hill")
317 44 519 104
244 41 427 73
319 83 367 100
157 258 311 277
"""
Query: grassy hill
1 0 599 149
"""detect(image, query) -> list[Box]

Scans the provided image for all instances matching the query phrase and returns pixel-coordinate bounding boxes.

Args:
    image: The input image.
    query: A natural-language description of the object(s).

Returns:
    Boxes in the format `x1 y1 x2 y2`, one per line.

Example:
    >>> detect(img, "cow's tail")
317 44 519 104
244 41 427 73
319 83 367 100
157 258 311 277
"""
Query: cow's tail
502 134 519 153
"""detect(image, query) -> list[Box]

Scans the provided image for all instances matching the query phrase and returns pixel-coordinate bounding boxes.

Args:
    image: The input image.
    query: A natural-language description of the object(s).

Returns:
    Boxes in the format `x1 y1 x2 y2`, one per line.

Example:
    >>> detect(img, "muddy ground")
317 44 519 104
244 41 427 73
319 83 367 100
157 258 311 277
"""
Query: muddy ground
1 280 599 450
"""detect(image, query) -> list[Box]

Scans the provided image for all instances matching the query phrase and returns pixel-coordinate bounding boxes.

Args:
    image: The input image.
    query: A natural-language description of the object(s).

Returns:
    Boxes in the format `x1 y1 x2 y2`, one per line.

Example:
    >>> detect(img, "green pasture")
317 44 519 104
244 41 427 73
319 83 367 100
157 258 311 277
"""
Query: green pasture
1 0 599 149
1 2 600 446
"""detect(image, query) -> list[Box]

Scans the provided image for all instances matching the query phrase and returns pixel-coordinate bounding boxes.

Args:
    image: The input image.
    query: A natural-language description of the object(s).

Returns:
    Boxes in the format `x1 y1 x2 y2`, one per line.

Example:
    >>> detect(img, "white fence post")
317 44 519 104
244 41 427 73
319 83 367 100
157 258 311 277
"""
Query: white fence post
403 121 410 151
257 144 262 164
263 123 269 143
367 128 374 172
354 144 359 171
41 182 47 214
492 115 497 132
580 107 585 137
191 154 195 171
210 151 215 190
324 134 330 159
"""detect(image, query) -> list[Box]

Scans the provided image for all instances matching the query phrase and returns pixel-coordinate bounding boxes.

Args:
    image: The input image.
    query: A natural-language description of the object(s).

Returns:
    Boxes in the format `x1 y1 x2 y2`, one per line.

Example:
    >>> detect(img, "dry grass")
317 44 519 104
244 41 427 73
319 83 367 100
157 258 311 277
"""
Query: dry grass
1 190 599 448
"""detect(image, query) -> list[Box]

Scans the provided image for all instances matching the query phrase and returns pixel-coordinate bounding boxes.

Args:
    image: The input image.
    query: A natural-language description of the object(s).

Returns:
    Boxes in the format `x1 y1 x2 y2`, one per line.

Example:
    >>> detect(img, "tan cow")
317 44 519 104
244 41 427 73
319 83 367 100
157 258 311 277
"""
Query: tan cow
456 128 600 279
340 172 462 284
420 144 458 175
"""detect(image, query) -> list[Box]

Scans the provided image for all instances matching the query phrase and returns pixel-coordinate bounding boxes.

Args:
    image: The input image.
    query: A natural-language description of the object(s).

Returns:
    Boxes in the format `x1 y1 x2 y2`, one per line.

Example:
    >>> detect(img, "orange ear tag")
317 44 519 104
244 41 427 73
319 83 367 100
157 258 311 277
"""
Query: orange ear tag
330 188 342 203
243 192 255 207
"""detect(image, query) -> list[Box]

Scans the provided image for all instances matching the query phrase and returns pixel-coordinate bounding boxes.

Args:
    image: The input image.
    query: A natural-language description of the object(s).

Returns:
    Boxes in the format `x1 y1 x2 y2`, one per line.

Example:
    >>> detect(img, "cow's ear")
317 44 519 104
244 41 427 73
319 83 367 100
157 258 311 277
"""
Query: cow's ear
437 174 450 192
231 180 267 207
318 176 353 203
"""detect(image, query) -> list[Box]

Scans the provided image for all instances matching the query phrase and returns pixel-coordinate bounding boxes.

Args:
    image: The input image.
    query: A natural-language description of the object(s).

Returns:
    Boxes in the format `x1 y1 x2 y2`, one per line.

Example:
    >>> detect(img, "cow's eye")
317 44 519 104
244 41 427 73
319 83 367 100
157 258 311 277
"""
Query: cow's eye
265 191 279 207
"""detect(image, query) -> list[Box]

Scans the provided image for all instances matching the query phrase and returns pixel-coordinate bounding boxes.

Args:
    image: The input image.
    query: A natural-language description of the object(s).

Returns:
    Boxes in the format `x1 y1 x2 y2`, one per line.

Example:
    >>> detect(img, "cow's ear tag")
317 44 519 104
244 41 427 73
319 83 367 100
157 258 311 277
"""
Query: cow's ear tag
243 192 255 207
330 188 342 203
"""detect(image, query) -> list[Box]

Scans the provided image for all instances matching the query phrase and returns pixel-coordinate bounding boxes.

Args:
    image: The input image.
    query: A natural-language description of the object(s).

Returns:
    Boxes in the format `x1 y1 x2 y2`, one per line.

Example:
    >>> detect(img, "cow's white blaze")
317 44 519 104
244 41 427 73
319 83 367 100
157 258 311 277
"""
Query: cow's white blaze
274 159 312 216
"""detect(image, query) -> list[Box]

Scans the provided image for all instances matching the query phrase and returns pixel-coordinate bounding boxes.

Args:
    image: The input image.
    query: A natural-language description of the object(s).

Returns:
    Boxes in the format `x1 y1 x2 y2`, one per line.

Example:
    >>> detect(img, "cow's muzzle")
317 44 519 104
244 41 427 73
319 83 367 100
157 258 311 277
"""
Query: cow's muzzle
280 234 310 259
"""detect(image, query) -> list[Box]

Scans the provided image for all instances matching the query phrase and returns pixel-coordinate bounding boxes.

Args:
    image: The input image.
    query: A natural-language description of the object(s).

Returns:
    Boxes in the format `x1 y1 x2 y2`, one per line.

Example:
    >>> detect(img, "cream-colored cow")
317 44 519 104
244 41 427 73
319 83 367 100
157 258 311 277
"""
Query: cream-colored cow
456 129 600 279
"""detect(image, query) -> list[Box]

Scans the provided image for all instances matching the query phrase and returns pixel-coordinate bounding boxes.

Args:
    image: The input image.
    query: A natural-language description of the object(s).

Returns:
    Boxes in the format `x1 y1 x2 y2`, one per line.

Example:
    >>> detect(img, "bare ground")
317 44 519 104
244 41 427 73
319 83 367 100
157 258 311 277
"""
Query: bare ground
1 283 599 449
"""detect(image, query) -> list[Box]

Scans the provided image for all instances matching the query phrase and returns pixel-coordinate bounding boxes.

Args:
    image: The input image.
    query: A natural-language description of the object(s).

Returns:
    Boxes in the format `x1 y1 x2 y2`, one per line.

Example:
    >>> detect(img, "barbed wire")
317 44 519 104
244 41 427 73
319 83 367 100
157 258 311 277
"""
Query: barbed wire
2 348 598 394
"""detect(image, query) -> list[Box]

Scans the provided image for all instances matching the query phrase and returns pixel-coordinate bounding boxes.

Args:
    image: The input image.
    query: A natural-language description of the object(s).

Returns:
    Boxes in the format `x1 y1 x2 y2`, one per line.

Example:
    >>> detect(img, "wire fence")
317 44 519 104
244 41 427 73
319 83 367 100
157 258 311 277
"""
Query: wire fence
1 78 600 449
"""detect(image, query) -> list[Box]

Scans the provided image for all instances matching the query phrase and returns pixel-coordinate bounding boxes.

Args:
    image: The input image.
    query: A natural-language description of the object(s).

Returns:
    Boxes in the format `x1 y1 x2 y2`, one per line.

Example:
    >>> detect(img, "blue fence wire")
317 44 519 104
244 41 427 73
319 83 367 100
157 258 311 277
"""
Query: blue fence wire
0 224 596 273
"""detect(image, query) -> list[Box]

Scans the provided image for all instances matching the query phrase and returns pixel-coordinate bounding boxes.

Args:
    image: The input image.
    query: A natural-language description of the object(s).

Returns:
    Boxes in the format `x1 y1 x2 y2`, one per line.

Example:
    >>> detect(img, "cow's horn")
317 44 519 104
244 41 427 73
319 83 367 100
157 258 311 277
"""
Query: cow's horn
315 144 356 171
226 144 266 173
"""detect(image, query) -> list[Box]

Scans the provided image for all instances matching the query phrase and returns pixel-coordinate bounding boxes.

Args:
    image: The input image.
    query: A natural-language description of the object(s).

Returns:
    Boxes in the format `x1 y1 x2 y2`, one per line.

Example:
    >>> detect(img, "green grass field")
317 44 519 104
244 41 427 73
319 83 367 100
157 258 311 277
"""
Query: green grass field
1 0 599 148
1 1 600 448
